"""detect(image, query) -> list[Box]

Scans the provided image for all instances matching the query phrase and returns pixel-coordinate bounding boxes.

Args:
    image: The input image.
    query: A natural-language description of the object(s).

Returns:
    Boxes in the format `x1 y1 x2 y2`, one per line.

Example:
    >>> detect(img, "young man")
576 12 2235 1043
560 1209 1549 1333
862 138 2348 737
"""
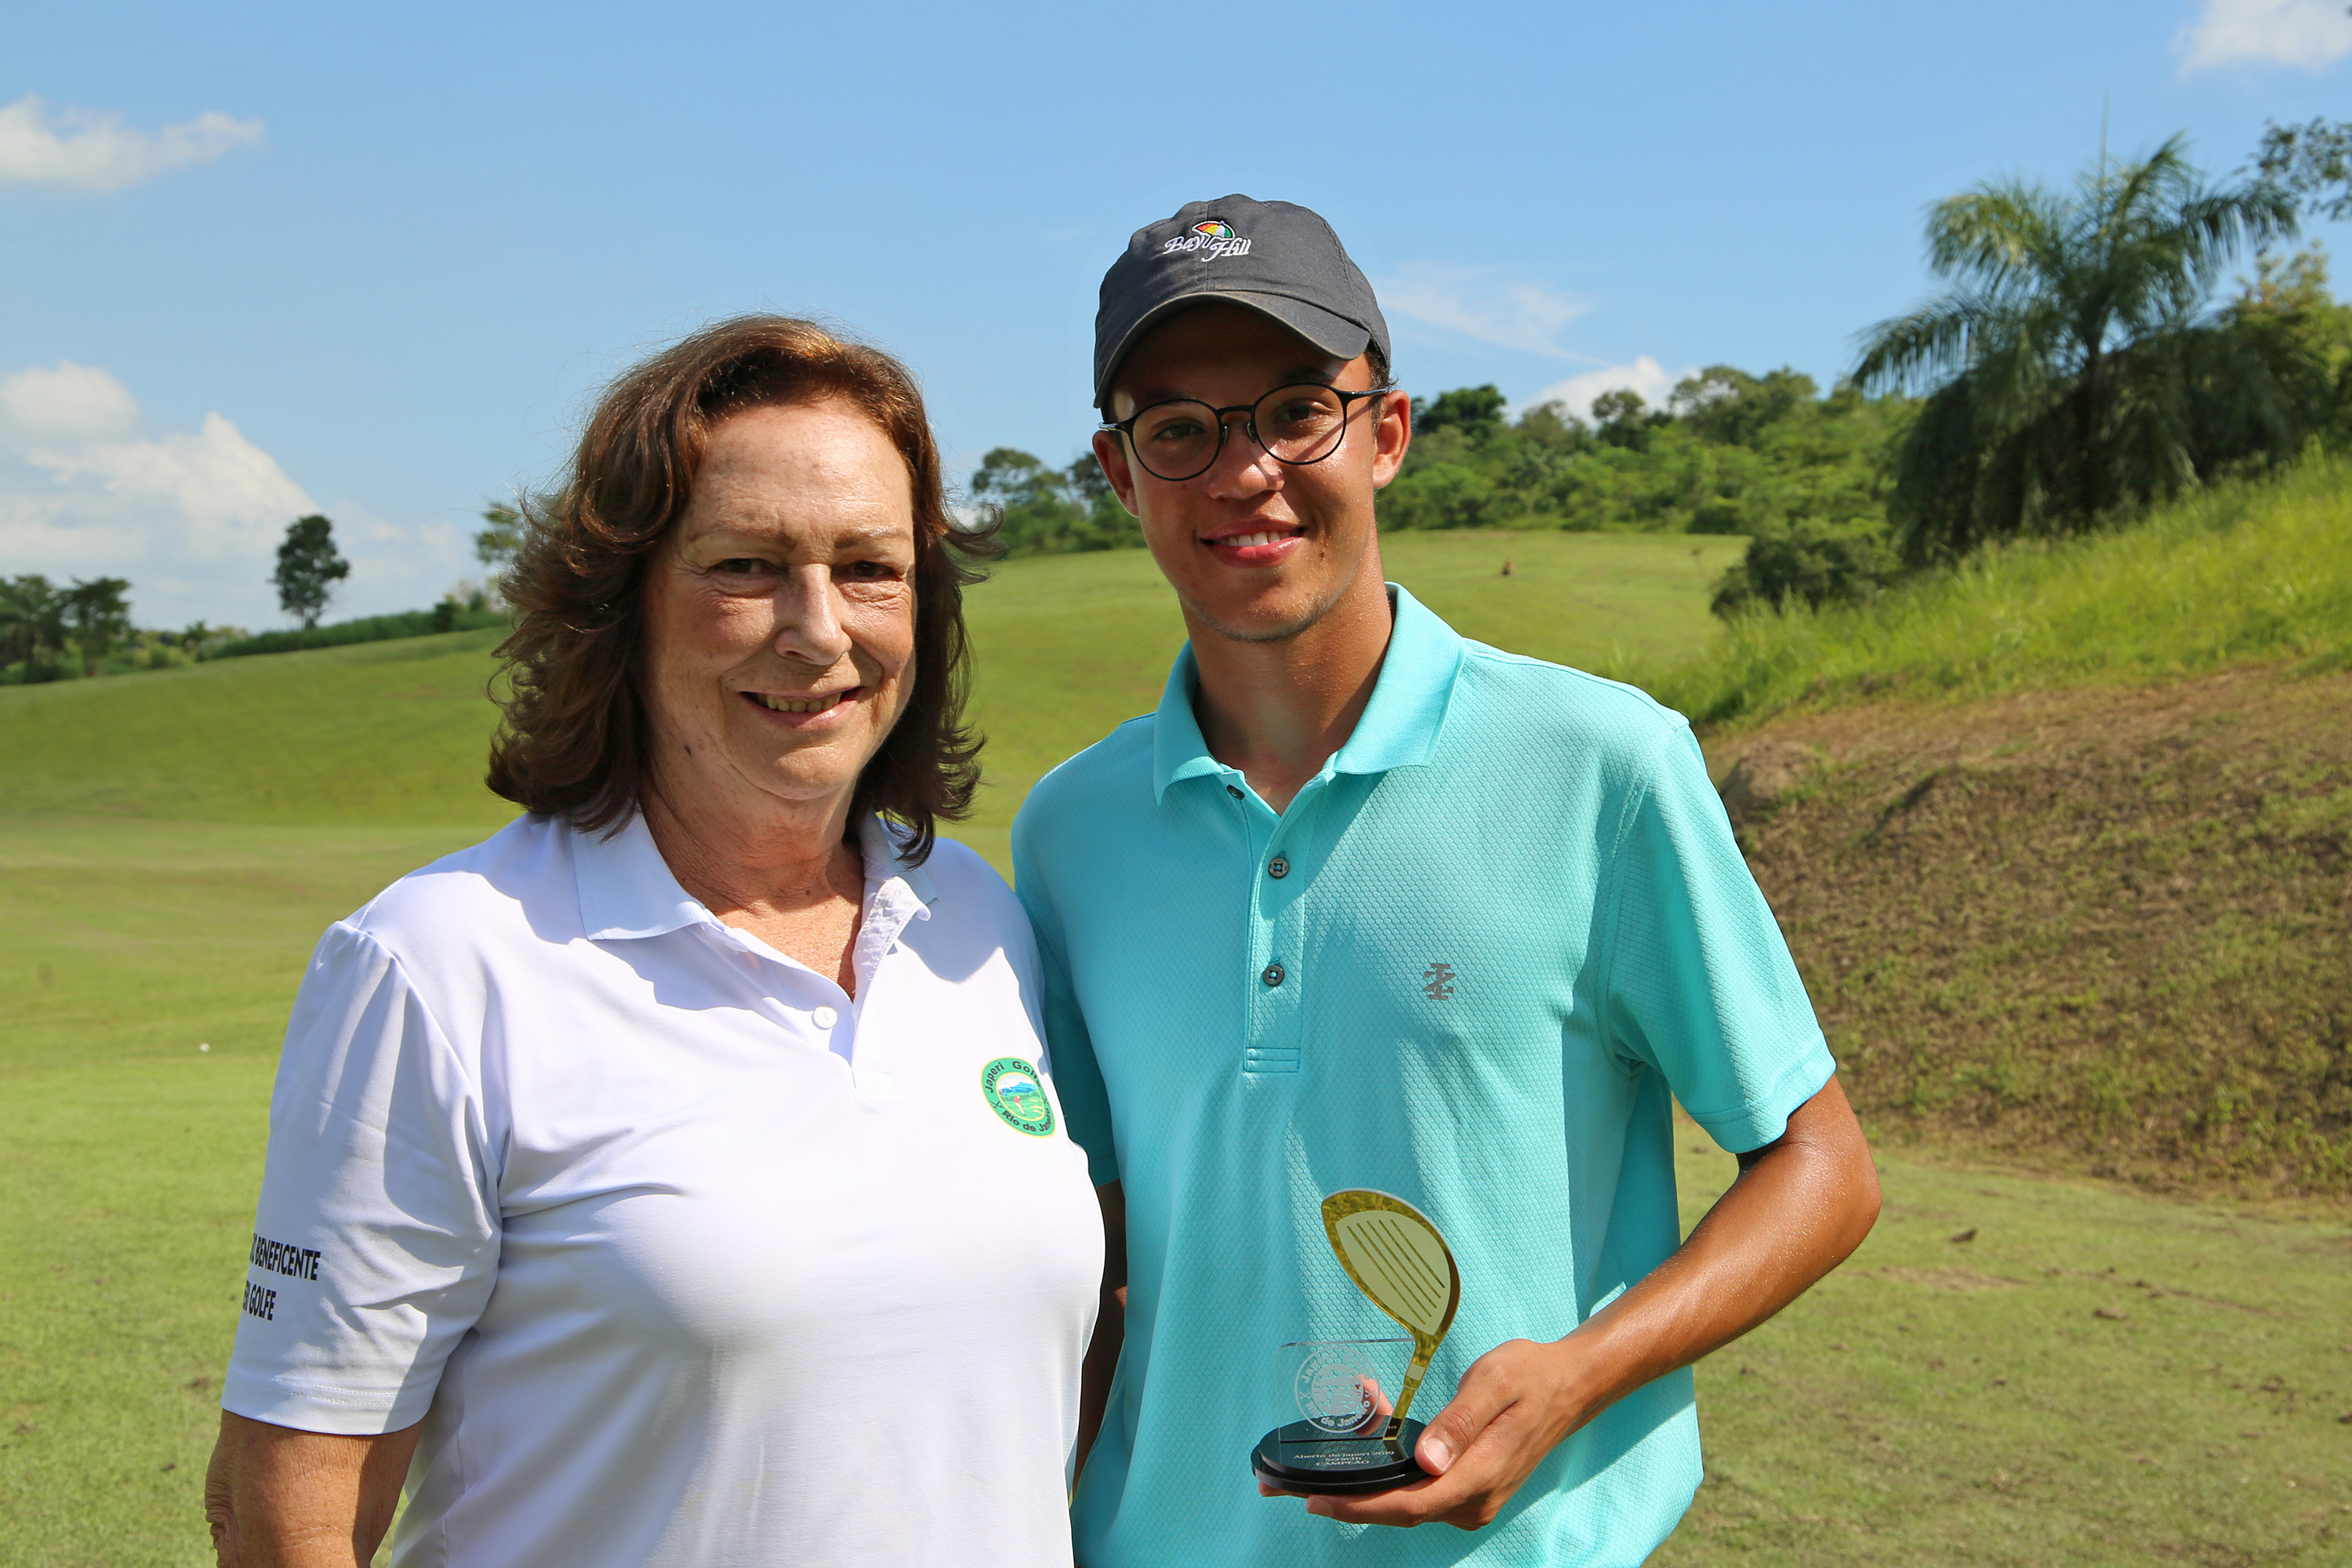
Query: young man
1012 195 1881 1567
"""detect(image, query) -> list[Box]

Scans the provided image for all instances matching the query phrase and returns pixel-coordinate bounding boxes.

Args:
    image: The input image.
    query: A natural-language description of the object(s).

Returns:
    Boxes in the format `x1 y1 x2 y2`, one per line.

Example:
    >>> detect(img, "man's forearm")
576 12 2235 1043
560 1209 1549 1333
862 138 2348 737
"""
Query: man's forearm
1291 1076 1878 1530
1552 1074 1880 1421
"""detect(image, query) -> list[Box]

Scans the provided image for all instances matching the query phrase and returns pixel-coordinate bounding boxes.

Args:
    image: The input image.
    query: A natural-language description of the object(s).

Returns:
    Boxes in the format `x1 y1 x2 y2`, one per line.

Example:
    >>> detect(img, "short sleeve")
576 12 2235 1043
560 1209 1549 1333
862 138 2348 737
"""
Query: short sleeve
1012 822 1119 1187
222 923 501 1435
1602 722 1836 1153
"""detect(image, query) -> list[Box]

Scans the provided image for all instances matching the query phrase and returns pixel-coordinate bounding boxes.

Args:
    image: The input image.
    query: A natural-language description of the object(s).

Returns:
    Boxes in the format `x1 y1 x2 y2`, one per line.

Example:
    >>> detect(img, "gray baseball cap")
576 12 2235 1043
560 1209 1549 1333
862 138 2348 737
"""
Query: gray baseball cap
1092 194 1390 412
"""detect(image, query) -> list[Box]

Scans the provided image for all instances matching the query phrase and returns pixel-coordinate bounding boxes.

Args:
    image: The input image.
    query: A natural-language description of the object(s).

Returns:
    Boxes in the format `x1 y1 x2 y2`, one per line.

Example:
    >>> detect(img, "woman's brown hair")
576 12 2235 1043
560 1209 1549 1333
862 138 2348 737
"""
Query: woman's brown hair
486 315 996 863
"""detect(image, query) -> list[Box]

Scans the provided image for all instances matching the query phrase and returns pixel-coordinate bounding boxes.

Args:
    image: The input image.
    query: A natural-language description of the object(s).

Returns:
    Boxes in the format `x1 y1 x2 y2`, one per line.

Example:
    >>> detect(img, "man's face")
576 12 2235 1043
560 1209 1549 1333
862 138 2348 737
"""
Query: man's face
1093 303 1410 644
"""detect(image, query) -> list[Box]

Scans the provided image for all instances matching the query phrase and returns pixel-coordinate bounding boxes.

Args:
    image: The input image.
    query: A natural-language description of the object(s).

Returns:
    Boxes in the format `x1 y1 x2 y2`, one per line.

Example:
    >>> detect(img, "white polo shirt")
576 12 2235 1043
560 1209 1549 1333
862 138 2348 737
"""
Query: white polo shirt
223 811 1102 1568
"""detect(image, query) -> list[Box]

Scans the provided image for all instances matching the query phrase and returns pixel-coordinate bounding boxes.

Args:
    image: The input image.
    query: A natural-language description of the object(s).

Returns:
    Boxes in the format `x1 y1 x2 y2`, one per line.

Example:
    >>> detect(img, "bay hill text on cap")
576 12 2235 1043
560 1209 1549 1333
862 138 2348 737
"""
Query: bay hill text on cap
1092 194 1392 412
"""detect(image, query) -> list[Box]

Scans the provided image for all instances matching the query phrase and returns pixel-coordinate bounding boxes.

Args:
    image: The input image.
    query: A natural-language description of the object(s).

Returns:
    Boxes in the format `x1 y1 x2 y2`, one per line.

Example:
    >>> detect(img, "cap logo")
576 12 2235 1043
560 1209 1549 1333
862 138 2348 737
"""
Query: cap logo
1162 218 1251 260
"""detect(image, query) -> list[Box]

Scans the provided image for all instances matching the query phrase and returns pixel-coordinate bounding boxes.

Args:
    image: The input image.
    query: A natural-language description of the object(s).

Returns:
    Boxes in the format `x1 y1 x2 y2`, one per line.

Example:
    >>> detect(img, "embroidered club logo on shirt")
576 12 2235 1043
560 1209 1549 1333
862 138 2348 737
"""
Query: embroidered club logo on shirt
1421 961 1457 1000
981 1058 1055 1136
1161 219 1251 260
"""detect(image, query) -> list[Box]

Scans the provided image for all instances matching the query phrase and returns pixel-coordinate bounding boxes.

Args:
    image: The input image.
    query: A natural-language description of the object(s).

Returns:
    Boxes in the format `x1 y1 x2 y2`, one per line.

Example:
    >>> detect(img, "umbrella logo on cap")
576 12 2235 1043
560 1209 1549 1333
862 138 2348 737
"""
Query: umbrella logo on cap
1162 218 1252 260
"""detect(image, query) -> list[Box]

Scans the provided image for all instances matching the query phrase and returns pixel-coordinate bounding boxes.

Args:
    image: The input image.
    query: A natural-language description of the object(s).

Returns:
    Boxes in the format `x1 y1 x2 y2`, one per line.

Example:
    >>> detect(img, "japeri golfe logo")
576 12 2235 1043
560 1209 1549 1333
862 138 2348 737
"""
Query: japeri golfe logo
981 1056 1055 1137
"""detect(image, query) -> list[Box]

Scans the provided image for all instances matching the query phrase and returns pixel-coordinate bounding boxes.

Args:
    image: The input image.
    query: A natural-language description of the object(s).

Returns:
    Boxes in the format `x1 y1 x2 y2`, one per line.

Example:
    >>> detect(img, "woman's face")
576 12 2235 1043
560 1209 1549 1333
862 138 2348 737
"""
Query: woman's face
639 399 920 829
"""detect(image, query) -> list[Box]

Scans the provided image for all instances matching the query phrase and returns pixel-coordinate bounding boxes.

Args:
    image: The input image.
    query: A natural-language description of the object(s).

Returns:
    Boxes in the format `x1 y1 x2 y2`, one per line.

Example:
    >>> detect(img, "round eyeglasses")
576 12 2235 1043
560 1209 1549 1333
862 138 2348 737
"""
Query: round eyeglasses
1099 383 1389 483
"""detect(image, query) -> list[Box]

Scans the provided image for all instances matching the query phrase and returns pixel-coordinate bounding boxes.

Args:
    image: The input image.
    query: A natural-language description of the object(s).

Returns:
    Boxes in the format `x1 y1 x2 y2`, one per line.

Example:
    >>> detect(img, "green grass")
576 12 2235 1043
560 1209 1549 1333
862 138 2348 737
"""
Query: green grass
0 629 517 828
0 529 1744 868
955 528 1747 864
1664 1134 2352 1566
0 820 488 1566
2 525 2345 1564
1624 452 2352 731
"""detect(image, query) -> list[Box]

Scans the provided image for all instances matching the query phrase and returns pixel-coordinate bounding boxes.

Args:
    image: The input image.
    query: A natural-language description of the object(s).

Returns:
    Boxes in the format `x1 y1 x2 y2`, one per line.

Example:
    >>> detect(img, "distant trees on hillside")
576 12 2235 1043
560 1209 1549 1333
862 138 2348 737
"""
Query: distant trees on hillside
1381 367 1911 552
975 365 1918 588
272 514 350 630
967 448 1135 554
2 575 135 679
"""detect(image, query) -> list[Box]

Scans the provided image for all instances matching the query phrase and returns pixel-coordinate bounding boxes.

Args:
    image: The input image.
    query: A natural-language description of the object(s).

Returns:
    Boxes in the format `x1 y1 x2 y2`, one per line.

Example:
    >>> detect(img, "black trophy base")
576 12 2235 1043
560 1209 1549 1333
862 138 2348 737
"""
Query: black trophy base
1252 1417 1430 1496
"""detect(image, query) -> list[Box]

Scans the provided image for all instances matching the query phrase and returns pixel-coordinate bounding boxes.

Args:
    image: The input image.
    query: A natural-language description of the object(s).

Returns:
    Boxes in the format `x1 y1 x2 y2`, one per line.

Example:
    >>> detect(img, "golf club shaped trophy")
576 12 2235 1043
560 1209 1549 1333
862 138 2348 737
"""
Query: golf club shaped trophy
1252 1189 1462 1496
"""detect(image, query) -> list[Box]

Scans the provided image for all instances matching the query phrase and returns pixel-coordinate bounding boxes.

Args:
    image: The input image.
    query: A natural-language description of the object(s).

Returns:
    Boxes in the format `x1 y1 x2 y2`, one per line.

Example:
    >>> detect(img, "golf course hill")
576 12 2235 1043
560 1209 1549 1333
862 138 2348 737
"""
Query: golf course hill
1642 452 2352 1199
2 479 2343 1197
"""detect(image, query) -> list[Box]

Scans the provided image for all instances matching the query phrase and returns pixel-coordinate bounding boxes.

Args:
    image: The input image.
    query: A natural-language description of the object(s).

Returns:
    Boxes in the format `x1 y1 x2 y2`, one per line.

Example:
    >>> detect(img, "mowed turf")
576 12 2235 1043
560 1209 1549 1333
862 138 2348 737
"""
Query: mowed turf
3 530 2346 1565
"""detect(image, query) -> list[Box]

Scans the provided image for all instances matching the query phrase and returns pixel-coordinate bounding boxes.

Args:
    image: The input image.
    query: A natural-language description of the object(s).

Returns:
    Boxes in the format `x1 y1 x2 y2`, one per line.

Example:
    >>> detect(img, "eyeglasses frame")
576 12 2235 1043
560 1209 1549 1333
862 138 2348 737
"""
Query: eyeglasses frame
1097 383 1396 483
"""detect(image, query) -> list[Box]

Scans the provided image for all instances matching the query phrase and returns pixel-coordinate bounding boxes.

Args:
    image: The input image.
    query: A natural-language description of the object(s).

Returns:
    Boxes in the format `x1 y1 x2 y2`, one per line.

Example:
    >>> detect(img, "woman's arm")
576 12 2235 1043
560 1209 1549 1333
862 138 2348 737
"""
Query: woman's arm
1071 1179 1127 1487
205 1411 420 1568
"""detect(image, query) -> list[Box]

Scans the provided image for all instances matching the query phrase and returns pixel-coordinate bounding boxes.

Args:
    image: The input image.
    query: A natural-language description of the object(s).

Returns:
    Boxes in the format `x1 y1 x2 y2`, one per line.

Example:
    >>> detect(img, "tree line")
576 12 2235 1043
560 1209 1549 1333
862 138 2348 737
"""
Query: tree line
3 507 520 684
970 120 2352 619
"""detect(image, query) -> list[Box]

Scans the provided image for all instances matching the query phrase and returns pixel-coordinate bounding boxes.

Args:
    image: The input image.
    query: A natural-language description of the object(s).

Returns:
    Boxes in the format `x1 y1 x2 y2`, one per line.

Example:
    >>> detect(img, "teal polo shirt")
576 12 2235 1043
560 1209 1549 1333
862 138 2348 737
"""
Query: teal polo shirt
1012 586 1835 1568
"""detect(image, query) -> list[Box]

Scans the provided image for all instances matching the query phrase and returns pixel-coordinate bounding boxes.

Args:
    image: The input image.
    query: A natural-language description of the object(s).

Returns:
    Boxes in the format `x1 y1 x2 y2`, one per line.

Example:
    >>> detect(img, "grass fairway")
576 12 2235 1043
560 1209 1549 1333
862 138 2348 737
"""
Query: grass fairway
2 528 2344 1564
1666 1134 2352 1566
0 819 487 1566
955 528 1746 864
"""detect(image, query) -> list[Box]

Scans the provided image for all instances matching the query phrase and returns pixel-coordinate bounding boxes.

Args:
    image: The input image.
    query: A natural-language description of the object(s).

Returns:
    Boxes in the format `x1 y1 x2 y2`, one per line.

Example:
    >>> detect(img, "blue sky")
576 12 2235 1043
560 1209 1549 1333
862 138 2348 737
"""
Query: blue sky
5 0 2348 627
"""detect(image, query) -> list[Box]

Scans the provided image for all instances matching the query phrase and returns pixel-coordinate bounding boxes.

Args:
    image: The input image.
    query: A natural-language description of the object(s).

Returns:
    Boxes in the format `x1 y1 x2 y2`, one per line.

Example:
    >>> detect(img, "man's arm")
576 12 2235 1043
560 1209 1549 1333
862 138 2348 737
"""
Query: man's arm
1073 1179 1127 1486
1280 1074 1879 1530
205 1410 419 1566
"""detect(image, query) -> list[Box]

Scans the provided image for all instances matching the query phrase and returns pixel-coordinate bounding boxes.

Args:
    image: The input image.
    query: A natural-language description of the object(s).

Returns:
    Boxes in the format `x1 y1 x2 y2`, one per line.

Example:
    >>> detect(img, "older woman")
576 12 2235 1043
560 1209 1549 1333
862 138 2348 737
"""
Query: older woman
204 318 1102 1566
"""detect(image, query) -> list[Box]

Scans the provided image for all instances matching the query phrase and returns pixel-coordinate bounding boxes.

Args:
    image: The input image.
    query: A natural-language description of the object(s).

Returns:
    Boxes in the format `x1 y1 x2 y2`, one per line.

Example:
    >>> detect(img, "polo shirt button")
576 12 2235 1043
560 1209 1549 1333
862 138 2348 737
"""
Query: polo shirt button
1268 856 1289 879
1261 963 1285 987
1226 785 1243 800
812 1006 839 1029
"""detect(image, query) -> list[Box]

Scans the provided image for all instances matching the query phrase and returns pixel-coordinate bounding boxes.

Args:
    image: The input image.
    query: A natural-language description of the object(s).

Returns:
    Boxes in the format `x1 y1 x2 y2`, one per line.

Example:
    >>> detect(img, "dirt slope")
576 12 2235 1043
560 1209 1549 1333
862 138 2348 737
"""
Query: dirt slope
1708 666 2352 1199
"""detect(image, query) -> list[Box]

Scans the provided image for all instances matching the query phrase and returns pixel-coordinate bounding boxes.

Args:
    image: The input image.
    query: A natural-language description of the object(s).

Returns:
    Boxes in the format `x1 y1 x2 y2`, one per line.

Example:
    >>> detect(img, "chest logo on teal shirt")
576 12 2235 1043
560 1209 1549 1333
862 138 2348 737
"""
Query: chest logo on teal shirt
1422 961 1457 1000
980 1057 1055 1137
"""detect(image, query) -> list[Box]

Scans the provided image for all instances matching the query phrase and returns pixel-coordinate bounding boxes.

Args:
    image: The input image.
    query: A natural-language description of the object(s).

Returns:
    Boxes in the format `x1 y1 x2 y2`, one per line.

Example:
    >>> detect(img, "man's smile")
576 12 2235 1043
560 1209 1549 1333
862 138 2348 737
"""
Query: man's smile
1202 520 1305 568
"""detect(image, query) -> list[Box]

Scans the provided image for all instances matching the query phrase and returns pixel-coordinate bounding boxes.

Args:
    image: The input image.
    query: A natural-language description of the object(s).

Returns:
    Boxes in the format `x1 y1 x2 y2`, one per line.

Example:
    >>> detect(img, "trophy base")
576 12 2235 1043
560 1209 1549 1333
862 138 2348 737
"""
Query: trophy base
1252 1417 1430 1496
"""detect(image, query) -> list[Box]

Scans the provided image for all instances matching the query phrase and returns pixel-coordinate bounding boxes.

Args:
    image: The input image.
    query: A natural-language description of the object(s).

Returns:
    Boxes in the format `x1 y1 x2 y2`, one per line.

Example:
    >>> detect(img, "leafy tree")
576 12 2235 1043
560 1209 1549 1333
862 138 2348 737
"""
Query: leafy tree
1 575 65 681
1591 388 1664 451
970 448 1136 556
1670 367 1818 447
273 514 351 630
1411 384 1508 441
1710 517 1901 617
1855 136 2298 563
2218 247 2352 453
474 501 524 597
2253 118 2352 221
174 621 240 660
58 576 132 677
1378 462 1500 530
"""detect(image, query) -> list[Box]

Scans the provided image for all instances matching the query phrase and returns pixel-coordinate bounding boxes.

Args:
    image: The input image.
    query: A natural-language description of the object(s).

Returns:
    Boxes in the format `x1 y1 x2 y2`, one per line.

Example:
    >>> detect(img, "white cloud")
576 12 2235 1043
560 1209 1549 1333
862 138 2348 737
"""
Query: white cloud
1521 356 1693 423
1377 263 1596 360
0 361 480 627
2178 0 2352 71
0 95 263 192
0 361 314 625
0 361 141 441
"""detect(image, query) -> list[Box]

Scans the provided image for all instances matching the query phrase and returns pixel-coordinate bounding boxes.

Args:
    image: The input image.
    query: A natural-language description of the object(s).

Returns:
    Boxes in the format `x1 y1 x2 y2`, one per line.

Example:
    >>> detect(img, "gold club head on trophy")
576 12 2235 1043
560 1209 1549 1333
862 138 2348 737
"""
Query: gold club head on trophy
1319 1189 1461 1443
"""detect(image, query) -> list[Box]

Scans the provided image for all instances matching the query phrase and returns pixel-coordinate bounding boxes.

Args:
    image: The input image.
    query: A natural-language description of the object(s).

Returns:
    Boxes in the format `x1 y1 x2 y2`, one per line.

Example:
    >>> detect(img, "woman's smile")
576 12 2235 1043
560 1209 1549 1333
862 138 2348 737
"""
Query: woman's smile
742 686 862 723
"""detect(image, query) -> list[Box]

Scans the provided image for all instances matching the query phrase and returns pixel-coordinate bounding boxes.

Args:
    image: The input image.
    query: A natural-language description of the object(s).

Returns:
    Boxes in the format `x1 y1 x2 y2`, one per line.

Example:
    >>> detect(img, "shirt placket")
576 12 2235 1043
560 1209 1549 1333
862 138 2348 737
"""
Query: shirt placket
1234 773 1319 1076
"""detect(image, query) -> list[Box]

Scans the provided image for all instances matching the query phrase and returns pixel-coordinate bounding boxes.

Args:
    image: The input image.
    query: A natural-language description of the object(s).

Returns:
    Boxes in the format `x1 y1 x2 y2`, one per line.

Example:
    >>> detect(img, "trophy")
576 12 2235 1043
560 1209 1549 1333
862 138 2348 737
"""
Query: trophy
1252 1189 1462 1496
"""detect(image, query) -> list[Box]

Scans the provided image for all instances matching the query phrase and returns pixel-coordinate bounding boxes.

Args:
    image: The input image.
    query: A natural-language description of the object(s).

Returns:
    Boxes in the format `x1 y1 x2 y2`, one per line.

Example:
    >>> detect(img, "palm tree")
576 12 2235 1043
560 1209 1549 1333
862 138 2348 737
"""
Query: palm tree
1856 136 2297 564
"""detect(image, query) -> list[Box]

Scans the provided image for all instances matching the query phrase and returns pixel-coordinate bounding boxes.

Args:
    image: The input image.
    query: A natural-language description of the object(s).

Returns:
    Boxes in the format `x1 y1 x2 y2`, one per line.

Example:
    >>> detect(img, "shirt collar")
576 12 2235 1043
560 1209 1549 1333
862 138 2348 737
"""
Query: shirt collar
573 810 939 945
1149 583 1464 803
